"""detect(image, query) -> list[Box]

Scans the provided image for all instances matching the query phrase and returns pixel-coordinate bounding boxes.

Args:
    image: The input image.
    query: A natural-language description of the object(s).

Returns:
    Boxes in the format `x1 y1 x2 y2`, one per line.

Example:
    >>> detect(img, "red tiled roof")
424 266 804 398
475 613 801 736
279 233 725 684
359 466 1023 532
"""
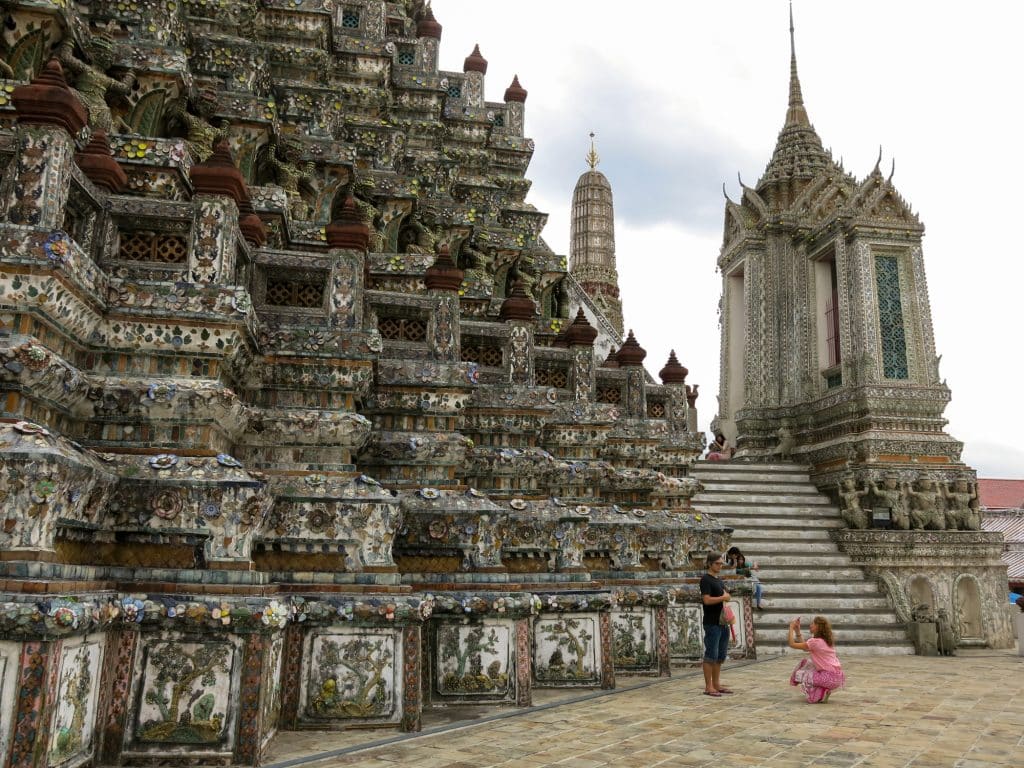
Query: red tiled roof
978 479 1024 510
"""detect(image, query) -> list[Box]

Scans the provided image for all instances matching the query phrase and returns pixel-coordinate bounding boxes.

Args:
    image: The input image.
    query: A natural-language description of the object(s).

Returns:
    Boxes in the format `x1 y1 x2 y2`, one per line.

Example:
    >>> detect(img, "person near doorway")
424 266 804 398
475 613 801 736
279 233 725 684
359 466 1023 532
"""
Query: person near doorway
700 552 733 697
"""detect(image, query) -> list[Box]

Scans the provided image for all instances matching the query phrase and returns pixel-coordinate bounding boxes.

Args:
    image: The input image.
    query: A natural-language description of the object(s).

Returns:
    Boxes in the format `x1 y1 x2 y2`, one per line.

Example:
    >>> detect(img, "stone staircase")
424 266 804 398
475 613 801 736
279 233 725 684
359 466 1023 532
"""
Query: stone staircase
690 461 913 656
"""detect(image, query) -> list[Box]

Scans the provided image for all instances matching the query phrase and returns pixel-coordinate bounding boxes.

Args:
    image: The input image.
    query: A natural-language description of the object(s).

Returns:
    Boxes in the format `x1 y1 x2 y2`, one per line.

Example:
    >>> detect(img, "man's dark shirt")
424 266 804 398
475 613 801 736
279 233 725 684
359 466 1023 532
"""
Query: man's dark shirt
700 572 725 625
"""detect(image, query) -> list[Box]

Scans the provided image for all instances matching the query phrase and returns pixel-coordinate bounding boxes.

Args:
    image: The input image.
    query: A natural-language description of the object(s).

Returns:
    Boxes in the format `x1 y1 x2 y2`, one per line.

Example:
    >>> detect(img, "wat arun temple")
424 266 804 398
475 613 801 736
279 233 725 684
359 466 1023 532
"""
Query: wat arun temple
0 1 1013 766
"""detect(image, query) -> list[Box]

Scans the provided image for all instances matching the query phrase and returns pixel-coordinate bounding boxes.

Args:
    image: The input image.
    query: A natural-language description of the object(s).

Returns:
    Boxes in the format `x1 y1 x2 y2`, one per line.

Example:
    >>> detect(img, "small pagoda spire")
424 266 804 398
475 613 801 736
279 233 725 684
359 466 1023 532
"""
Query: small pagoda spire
11 58 87 136
463 44 488 74
326 194 369 251
659 350 689 385
586 132 600 170
504 74 527 103
616 330 647 367
785 1 810 128
565 308 598 347
416 2 442 39
75 130 127 193
424 244 464 291
499 279 536 321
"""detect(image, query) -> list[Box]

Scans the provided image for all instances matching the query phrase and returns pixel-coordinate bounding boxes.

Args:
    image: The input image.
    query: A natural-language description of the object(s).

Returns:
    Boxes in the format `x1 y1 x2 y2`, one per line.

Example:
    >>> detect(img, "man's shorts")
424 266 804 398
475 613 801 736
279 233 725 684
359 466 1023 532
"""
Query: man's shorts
703 623 730 663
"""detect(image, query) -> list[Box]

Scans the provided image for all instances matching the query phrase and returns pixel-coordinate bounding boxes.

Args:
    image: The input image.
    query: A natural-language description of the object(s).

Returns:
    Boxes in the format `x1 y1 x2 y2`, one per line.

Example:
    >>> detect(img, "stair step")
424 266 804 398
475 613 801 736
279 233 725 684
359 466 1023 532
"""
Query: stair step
694 493 835 505
693 473 815 485
696 504 842 517
758 644 914 656
692 462 809 476
712 520 847 532
753 589 888 602
754 596 893 610
753 611 900 624
727 540 838 553
756 627 908 643
747 553 854 567
696 482 825 494
730 529 835 542
756 568 868 581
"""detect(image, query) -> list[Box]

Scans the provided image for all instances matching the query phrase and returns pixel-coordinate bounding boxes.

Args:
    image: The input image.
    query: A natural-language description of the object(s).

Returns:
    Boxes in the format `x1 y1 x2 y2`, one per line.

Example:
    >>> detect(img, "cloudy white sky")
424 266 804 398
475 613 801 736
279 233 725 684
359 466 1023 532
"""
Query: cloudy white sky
433 0 1024 479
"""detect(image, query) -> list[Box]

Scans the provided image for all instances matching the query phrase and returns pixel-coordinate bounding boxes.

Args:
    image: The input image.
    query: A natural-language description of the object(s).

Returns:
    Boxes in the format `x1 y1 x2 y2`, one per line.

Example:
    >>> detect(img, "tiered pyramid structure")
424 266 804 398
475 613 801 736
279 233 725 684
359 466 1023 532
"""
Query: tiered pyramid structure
0 2 717 764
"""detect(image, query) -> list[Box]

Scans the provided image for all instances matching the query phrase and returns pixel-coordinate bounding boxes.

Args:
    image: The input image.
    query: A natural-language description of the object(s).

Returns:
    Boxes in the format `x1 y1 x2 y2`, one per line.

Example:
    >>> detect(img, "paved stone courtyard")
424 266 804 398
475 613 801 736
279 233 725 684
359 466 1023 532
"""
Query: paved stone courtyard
265 650 1024 768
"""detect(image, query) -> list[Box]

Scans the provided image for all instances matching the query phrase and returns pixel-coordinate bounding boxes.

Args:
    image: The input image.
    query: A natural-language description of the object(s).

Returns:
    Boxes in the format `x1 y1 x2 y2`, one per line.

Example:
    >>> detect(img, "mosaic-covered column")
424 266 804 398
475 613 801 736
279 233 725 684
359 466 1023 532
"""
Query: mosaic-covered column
504 75 528 136
6 641 57 768
659 350 690 434
500 280 536 385
326 193 369 329
514 617 532 707
97 630 140 765
416 5 442 71
401 624 423 732
598 611 615 690
566 309 597 402
461 45 487 108
424 246 463 362
5 59 87 228
188 141 257 284
654 605 671 677
278 623 304 730
617 330 648 420
234 633 269 765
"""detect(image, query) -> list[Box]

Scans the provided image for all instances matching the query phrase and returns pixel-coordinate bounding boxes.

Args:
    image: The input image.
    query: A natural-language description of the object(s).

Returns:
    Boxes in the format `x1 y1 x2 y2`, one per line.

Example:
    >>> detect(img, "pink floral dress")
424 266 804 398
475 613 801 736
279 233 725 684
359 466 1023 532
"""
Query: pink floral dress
790 637 845 703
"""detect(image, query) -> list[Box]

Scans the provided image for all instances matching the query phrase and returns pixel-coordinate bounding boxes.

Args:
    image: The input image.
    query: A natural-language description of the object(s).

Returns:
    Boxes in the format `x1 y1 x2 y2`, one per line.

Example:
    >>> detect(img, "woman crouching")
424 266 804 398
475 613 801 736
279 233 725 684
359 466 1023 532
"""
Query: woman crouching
787 616 844 703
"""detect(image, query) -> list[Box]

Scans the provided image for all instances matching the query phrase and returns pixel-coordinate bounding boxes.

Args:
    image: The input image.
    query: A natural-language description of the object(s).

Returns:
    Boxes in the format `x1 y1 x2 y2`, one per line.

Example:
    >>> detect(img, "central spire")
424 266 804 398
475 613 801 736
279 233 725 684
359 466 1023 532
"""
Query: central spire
756 2 832 195
786 2 810 127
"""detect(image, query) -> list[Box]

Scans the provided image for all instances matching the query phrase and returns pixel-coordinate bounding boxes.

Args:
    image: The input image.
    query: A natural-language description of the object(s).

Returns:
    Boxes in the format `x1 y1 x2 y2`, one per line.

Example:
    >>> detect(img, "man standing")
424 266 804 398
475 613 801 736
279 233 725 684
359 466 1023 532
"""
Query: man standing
700 551 732 696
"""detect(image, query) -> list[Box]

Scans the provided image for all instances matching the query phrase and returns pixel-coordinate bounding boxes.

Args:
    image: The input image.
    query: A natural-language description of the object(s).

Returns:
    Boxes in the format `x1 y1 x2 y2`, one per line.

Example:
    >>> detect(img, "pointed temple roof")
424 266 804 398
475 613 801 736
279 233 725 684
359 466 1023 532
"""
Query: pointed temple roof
570 132 624 335
757 5 833 191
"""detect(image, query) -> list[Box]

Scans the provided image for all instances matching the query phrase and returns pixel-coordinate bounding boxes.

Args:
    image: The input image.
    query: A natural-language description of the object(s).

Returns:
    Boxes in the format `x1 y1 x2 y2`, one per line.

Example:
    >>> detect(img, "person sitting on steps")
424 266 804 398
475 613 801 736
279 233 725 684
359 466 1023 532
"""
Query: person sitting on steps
726 545 765 610
707 431 734 461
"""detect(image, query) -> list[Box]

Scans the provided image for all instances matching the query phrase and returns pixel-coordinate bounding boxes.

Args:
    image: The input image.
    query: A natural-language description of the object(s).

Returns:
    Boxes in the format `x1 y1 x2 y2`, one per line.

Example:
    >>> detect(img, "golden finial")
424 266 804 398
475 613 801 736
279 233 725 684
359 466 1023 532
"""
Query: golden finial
586 131 600 170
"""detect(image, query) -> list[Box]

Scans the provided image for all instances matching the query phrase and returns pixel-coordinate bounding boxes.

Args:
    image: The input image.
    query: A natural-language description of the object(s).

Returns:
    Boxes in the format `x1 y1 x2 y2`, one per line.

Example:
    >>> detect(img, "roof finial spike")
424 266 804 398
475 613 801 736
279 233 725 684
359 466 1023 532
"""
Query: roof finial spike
789 1 795 58
874 145 883 175
888 157 896 182
785 1 809 127
586 131 600 170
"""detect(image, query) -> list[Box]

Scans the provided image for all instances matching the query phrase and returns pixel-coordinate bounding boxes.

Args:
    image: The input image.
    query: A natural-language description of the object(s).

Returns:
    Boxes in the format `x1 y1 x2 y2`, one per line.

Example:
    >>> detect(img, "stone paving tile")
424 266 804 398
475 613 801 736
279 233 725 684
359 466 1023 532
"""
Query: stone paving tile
264 651 1024 768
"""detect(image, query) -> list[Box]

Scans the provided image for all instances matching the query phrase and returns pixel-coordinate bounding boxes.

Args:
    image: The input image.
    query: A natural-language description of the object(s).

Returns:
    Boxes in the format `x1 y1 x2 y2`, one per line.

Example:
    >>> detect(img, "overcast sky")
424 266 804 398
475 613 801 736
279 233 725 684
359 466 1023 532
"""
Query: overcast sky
433 0 1024 479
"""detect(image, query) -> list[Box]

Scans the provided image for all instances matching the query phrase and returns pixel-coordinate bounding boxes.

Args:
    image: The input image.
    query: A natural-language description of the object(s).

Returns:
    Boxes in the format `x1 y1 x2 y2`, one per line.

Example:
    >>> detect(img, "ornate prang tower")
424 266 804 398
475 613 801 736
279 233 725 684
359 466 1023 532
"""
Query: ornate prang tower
570 134 624 336
716 9 966 490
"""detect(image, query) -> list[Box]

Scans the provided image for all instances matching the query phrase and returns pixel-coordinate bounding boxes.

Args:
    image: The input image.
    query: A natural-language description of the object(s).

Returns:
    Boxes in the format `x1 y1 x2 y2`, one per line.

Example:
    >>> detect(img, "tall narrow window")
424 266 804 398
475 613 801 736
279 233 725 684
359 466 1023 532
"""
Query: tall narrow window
875 255 909 379
814 251 841 386
824 259 841 368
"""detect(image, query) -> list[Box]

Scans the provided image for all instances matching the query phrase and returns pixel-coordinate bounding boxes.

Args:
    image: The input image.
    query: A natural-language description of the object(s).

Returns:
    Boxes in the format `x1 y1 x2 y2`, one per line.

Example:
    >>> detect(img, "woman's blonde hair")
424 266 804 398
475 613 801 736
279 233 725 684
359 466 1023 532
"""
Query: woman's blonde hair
811 615 835 647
